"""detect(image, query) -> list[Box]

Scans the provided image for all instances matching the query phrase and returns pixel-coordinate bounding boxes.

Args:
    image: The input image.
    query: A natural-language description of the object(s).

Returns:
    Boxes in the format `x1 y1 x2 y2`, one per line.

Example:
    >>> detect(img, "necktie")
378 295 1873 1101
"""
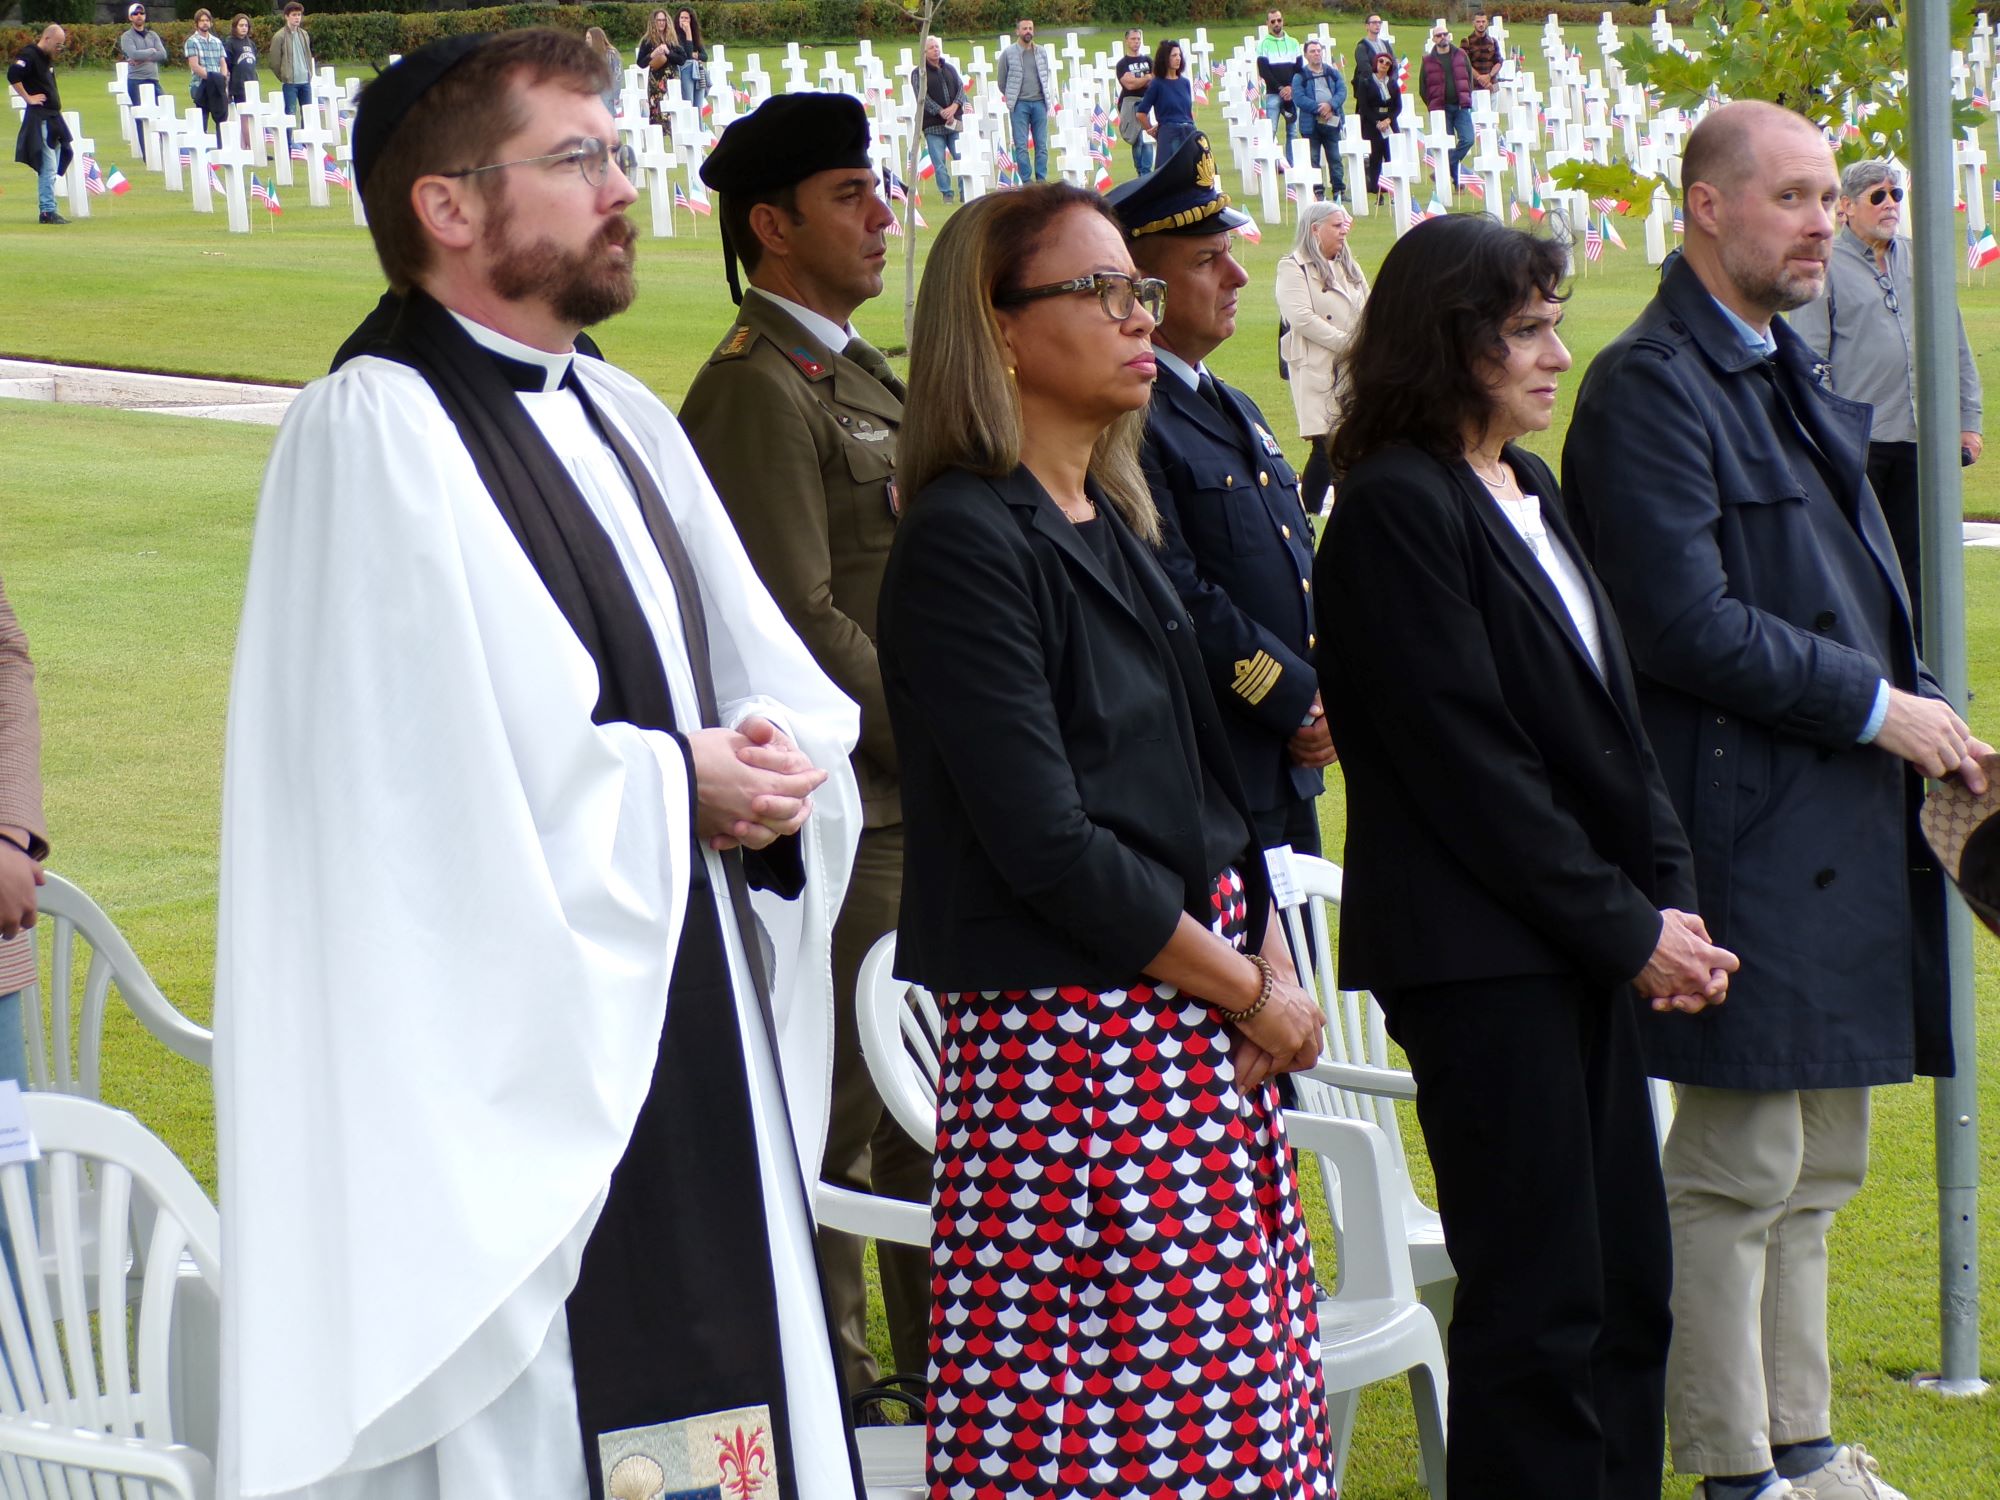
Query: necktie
1198 370 1233 424
843 336 908 403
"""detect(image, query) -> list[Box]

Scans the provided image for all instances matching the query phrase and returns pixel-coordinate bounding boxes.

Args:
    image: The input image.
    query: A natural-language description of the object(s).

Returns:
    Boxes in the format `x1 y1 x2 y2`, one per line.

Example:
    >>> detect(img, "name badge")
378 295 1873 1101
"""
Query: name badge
1263 845 1306 910
0 1082 39 1167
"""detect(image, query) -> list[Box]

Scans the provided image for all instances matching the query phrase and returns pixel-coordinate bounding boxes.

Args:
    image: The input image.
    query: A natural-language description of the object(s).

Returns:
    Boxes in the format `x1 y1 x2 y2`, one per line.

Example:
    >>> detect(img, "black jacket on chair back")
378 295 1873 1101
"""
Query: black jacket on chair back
879 464 1269 993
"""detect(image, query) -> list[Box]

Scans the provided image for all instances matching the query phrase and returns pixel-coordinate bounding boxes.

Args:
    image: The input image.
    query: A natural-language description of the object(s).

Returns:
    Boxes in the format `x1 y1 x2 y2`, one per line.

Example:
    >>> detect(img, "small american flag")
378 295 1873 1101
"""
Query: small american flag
1285 181 1300 204
179 147 194 166
1672 208 1685 234
884 212 904 236
1408 201 1432 229
1458 166 1485 200
674 184 712 215
1583 217 1603 261
996 153 1021 189
250 173 281 213
322 154 349 189
83 156 105 195
290 142 310 162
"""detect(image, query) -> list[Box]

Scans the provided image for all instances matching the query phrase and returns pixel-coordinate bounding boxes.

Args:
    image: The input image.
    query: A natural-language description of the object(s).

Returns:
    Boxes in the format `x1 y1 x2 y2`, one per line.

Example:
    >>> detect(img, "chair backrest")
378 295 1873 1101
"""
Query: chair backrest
0 1094 220 1454
854 933 943 1151
23 875 213 1101
1281 855 1408 1155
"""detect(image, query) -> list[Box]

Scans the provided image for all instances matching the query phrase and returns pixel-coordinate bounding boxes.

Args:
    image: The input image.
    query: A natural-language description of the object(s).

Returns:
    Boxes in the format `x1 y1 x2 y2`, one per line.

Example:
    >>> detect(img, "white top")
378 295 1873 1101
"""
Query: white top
1153 344 1206 392
217 328 862 1499
752 287 854 354
1490 489 1607 679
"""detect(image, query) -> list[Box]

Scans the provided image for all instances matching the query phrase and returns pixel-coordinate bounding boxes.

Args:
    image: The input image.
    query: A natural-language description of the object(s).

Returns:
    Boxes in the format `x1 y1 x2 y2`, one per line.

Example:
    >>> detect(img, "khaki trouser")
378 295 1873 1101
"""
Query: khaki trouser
1662 1085 1871 1478
817 823 933 1393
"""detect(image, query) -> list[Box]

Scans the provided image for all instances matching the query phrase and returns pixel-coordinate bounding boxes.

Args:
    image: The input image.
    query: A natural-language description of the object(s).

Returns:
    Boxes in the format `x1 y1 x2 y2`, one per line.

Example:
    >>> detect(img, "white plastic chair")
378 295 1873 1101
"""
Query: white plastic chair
851 930 1447 1494
814 1183 927 1500
0 1092 221 1500
23 874 213 1099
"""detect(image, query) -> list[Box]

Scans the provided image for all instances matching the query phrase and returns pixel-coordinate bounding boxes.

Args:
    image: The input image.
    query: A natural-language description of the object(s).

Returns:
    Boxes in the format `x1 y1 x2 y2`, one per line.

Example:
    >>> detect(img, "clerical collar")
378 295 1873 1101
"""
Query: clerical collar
1708 294 1778 358
1153 346 1204 392
447 309 575 393
749 288 854 355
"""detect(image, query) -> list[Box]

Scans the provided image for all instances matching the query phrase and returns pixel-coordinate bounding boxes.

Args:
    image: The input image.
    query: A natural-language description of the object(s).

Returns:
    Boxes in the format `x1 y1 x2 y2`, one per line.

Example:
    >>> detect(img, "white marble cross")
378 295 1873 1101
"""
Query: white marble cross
294 101 338 208
211 138 252 231
1957 130 1989 234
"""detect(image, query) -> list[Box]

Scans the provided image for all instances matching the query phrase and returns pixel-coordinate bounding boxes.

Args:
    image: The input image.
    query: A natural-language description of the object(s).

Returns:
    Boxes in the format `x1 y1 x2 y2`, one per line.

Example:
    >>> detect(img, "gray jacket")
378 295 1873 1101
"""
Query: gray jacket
116 26 169 82
1788 226 1982 441
998 41 1055 106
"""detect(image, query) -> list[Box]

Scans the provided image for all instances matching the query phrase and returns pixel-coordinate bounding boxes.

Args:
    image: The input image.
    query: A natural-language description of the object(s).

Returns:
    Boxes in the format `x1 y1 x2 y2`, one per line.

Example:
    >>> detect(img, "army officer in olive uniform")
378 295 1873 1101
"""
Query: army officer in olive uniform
678 93 931 1394
1113 133 1335 856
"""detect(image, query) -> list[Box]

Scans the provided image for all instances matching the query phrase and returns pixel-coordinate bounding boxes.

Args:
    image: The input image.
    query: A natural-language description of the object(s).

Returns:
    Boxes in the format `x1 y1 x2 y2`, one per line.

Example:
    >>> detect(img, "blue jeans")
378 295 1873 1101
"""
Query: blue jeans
1264 92 1295 152
0 989 30 1309
1009 97 1048 181
1303 118 1344 195
679 63 705 105
281 79 312 146
126 78 159 162
1446 104 1474 181
1129 136 1154 175
35 122 58 216
923 126 957 198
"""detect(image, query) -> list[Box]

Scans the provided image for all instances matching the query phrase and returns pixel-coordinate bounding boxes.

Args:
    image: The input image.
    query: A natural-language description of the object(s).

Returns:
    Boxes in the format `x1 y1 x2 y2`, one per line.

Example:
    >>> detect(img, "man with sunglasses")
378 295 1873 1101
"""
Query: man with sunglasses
218 33 863 1500
680 93 934 1409
1791 159 1983 646
1111 133 1333 859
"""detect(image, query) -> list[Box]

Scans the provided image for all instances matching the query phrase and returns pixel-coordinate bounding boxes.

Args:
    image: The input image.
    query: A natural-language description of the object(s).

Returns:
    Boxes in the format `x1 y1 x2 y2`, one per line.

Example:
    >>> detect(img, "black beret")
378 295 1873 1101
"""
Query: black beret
1105 131 1251 238
700 92 872 196
352 33 493 195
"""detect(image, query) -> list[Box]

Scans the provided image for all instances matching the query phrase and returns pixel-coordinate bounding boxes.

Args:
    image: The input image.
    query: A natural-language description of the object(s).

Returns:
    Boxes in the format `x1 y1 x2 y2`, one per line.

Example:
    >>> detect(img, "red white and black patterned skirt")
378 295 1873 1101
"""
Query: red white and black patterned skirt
924 868 1336 1500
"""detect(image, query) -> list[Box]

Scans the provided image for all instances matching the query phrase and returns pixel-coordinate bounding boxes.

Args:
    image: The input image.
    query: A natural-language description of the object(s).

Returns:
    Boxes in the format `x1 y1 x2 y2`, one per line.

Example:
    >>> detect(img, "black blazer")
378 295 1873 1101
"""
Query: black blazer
1316 443 1696 993
879 465 1270 992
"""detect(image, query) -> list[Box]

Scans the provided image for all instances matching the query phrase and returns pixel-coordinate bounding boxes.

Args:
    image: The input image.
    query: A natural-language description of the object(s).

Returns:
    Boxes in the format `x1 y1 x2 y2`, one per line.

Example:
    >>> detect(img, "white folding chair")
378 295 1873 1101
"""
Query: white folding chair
23 873 213 1099
0 1093 221 1500
854 933 941 1152
814 1183 927 1500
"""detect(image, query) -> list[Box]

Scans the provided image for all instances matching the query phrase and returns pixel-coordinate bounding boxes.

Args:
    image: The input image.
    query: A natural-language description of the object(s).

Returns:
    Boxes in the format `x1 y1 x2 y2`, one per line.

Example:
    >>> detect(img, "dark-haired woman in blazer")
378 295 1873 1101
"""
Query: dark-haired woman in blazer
1316 213 1739 1500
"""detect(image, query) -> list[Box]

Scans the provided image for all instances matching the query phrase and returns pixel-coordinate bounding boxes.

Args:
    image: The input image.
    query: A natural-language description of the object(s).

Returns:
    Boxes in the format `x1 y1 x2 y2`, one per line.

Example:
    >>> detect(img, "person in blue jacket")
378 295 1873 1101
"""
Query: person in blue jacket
1291 38 1346 200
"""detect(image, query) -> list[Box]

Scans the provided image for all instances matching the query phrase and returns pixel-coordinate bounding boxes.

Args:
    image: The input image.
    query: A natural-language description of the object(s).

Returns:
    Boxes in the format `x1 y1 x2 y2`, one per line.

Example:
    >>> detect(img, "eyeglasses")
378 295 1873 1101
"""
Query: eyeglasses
446 136 637 189
1866 185 1905 207
1873 267 1899 315
995 272 1167 324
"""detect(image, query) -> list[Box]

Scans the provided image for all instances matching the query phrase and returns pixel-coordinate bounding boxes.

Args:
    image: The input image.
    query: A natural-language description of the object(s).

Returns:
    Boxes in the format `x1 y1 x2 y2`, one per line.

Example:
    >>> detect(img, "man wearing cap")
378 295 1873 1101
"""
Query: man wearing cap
116 5 168 164
1111 132 1331 859
216 30 864 1500
678 93 930 1400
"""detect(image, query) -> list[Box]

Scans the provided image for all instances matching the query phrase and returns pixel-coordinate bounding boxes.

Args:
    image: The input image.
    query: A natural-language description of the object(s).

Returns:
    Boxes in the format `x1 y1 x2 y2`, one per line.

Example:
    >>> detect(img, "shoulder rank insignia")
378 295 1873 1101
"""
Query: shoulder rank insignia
715 325 754 360
1232 651 1282 705
787 347 828 378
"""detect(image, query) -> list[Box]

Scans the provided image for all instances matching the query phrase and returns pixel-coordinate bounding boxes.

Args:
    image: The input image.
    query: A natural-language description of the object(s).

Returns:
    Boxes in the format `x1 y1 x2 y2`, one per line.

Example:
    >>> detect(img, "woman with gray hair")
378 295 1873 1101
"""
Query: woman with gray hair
1276 199 1369 509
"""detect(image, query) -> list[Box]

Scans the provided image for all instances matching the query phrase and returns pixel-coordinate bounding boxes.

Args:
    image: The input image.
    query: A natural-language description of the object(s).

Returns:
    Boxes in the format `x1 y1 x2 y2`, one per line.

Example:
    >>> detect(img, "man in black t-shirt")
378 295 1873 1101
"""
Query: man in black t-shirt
1113 28 1154 175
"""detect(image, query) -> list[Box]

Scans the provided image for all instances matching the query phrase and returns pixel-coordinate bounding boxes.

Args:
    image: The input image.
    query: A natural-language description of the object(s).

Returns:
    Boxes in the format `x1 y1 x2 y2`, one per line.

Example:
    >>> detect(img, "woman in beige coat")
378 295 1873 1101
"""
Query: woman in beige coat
1276 201 1368 511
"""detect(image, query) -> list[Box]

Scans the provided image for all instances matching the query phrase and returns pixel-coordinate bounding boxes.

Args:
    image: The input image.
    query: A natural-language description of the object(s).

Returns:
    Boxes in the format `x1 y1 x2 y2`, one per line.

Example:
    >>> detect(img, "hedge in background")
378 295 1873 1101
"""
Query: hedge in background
8 0 1700 70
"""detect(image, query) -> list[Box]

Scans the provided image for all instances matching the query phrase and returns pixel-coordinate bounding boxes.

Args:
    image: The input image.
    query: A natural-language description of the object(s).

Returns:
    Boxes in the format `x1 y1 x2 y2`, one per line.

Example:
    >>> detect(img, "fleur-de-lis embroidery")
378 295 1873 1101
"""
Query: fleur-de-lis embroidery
714 1423 772 1500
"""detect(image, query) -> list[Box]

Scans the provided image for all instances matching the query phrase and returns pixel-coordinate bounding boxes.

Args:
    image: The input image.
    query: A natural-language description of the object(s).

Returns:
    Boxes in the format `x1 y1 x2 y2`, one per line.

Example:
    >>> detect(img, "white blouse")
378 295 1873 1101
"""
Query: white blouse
1490 490 1608 679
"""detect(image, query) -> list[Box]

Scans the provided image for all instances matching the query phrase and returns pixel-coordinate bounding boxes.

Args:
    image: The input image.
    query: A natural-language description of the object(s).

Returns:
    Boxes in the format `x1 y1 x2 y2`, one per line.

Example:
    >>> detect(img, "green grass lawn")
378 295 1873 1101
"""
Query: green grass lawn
5 29 2000 1497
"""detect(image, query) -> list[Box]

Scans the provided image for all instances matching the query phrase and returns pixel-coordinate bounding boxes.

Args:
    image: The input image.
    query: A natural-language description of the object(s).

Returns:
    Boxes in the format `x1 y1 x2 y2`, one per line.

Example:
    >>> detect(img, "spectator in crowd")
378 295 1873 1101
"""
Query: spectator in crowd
1113 27 1154 176
880 181 1332 1500
1116 134 1330 857
1564 101 1984 1500
222 15 259 151
637 7 673 125
1291 37 1345 201
117 5 168 164
682 92 932 1403
583 26 621 115
220 31 859 1500
1789 159 1983 648
1357 47 1400 202
1322 212 1734 1500
1354 11 1394 79
269 2 315 143
1136 40 1197 167
1419 22 1473 189
1256 8 1302 154
1463 9 1502 92
184 9 230 145
669 8 705 107
0 571 48 1142
1276 201 1367 510
912 36 965 200
998 16 1054 183
8 25 69 226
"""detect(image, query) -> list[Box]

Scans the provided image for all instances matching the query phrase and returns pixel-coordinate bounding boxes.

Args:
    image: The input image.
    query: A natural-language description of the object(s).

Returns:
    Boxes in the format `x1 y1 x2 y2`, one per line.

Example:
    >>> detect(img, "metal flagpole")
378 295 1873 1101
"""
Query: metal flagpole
1907 0 1987 1399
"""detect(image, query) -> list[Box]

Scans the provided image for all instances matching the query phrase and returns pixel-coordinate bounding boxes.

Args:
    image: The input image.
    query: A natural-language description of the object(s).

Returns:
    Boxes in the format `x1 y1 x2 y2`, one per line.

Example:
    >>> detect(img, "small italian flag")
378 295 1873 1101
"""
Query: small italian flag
105 166 132 195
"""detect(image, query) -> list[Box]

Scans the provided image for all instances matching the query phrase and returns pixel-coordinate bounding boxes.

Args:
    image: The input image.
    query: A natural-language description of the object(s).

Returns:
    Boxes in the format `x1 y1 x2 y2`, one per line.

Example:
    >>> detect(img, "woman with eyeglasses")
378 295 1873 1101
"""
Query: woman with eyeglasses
636 8 673 124
879 183 1334 1500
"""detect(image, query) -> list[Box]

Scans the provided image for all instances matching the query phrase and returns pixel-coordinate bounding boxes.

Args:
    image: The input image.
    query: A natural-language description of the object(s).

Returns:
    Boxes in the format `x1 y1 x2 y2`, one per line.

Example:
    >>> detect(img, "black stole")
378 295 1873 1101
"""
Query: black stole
372 291 851 1499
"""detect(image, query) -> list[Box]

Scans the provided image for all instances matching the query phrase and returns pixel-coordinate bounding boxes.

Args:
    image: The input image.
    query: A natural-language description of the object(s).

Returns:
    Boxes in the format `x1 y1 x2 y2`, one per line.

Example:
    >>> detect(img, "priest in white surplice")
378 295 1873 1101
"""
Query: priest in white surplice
215 31 865 1500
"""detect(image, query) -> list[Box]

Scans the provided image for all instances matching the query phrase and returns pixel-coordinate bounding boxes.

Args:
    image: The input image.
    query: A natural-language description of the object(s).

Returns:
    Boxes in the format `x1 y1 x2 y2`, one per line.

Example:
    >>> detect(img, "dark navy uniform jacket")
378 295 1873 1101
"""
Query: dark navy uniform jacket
1141 365 1322 814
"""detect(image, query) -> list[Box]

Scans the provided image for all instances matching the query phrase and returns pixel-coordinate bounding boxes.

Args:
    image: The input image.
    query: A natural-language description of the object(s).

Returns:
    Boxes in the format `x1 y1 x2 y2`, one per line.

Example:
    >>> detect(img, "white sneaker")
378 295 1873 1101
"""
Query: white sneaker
1789 1444 1908 1500
1693 1480 1817 1500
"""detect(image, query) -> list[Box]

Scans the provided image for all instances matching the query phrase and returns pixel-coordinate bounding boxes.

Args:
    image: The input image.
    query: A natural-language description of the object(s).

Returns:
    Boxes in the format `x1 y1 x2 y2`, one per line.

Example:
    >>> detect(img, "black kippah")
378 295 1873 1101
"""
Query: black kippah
352 33 493 195
699 92 872 196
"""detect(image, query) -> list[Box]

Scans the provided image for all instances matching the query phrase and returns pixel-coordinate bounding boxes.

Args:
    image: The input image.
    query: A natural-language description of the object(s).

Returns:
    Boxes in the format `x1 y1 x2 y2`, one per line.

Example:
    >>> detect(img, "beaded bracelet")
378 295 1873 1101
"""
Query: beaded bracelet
1219 953 1276 1025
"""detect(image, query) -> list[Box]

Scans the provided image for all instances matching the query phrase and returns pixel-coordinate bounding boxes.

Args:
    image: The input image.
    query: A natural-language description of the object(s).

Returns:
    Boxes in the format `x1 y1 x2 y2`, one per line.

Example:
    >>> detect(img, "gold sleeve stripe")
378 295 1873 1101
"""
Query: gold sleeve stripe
1232 652 1282 704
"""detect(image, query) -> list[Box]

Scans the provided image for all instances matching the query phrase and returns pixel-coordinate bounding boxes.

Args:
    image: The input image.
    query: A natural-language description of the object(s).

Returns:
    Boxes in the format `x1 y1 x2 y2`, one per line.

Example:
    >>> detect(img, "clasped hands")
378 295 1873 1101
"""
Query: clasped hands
1228 943 1324 1092
1633 908 1736 1015
688 717 828 852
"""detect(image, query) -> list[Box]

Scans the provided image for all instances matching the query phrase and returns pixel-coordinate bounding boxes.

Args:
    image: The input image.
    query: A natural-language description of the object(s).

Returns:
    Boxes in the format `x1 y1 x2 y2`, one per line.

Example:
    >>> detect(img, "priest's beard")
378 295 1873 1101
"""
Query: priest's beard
484 200 639 328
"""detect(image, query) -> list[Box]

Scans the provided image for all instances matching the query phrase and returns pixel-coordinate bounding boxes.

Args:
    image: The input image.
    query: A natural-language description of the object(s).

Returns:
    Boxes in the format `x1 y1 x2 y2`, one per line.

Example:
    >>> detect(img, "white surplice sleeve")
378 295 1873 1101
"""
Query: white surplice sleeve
217 358 699 1497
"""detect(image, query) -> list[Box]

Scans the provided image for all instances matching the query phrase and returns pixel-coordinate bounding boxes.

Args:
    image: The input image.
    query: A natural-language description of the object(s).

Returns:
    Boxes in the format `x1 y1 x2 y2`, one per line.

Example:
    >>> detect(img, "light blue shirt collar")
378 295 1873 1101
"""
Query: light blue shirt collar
1710 294 1779 358
1153 345 1203 392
